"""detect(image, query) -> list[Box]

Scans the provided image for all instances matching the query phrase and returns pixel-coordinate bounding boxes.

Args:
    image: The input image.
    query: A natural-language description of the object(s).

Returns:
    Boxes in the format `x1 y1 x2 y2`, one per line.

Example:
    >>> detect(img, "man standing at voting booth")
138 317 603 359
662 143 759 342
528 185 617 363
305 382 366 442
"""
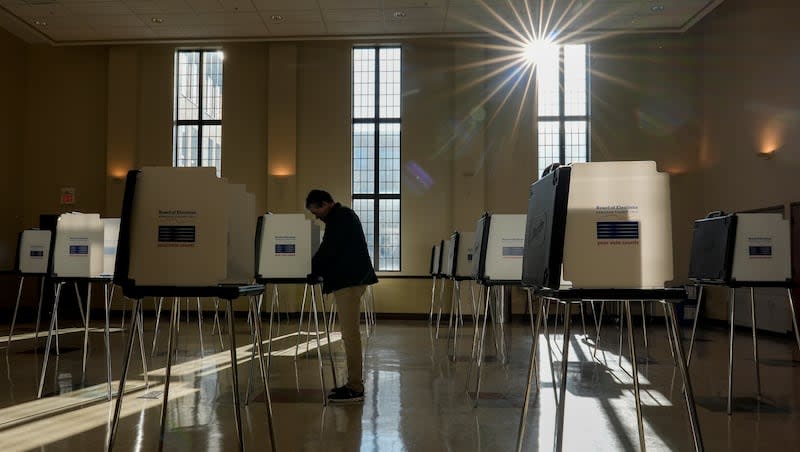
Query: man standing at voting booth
306 189 378 403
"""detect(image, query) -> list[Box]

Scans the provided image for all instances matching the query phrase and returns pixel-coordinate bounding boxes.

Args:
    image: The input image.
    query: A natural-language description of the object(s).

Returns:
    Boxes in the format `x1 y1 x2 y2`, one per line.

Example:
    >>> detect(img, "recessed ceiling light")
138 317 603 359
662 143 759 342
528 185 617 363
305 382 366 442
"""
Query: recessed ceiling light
151 17 164 24
270 15 284 23
393 11 406 20
33 19 47 26
651 5 665 12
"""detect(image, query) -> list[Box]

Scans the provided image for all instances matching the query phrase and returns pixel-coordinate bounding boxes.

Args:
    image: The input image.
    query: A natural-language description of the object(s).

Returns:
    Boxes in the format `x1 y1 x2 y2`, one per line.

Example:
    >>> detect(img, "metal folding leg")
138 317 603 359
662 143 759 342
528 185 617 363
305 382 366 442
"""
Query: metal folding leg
34 277 46 347
249 296 278 452
553 303 573 451
665 302 704 451
7 276 25 348
245 293 265 405
624 300 647 452
516 293 544 452
103 283 113 400
152 297 164 357
787 289 800 357
749 288 761 397
687 286 704 368
727 288 736 415
37 282 63 399
107 298 144 452
446 280 460 360
472 285 492 407
309 286 328 405
81 282 93 378
294 284 310 358
224 300 245 451
435 277 447 338
429 276 438 323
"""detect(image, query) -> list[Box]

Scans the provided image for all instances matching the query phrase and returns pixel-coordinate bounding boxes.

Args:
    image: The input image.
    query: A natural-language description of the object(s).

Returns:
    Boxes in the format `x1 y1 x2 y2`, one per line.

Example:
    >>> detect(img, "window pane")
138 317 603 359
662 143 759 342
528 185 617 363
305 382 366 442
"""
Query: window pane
353 123 375 195
203 51 224 121
378 199 400 271
536 44 560 117
564 121 587 164
353 48 376 119
564 45 586 116
202 125 222 177
379 123 400 194
537 120 559 174
175 125 198 168
353 199 375 264
177 52 200 121
379 47 401 119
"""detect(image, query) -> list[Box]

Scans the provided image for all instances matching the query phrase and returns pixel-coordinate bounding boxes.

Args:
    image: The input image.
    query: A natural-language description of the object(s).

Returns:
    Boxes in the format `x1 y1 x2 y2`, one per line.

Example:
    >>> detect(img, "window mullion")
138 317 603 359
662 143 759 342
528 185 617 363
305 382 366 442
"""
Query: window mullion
373 49 381 270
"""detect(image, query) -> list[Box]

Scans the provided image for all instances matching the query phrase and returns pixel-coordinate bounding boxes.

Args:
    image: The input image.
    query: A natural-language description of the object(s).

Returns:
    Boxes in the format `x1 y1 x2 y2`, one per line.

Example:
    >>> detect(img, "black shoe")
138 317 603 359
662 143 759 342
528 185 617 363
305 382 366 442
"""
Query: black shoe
327 387 364 403
328 385 349 396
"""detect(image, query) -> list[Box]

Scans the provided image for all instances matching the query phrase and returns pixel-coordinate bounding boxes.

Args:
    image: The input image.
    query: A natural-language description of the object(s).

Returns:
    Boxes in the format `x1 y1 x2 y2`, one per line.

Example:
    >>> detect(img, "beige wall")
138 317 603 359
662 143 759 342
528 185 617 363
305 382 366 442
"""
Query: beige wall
0 28 26 270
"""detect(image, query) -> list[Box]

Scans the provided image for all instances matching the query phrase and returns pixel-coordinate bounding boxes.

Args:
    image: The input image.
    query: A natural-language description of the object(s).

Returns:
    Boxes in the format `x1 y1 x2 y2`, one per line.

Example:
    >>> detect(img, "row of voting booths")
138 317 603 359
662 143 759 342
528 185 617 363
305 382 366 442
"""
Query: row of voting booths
429 160 799 451
8 166 363 451
427 161 706 452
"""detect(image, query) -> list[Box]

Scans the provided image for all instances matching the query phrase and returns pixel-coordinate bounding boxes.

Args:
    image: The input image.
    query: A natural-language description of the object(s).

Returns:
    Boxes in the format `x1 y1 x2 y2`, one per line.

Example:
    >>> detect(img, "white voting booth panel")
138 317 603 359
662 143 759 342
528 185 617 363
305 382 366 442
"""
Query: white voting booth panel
731 213 791 282
18 230 51 274
454 231 475 278
441 238 454 277
432 242 442 276
257 214 320 279
128 167 228 286
225 184 256 284
102 219 120 276
53 213 104 278
562 161 673 289
482 214 526 282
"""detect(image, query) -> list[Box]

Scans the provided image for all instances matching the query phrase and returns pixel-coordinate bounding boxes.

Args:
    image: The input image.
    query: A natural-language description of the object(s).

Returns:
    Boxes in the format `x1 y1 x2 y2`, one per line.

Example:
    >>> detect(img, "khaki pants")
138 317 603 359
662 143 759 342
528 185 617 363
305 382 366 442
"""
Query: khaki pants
332 285 366 393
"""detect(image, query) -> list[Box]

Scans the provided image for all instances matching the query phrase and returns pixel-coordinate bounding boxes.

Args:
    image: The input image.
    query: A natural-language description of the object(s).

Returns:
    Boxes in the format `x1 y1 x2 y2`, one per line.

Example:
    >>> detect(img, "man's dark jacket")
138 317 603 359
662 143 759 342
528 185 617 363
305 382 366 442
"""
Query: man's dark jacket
312 203 378 294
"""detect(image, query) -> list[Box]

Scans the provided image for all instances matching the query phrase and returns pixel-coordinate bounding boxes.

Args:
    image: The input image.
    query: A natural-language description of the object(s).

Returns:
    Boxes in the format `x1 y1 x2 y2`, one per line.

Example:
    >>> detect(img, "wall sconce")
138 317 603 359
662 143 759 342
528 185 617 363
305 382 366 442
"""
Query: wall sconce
757 151 775 160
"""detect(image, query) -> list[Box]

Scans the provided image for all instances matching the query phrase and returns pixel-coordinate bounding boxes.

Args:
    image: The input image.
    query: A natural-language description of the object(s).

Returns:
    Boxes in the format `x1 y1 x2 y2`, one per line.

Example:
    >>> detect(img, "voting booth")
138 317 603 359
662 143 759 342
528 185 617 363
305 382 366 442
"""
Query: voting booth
441 238 455 278
255 213 320 280
107 167 273 452
687 211 798 417
522 160 673 290
16 229 52 275
472 213 526 284
431 241 443 276
8 230 53 348
515 162 701 452
689 212 791 285
453 231 476 280
51 213 105 278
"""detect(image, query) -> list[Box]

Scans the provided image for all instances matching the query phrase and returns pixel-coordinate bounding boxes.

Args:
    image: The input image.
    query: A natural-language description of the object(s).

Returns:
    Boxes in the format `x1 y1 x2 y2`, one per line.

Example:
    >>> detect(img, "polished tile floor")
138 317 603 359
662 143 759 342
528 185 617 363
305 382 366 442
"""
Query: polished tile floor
0 304 798 451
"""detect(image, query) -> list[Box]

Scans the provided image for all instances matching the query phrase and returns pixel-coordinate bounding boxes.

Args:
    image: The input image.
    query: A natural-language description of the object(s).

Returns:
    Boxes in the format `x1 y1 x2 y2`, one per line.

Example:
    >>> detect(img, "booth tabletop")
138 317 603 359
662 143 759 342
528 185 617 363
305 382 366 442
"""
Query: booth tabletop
478 279 522 287
122 284 265 300
255 277 322 285
691 280 794 289
50 275 114 283
531 287 687 301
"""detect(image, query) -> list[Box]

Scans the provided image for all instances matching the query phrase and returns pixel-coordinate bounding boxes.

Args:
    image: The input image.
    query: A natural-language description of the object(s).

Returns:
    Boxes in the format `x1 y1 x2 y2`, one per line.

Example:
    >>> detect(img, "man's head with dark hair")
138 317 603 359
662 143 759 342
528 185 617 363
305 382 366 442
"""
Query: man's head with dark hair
306 189 335 220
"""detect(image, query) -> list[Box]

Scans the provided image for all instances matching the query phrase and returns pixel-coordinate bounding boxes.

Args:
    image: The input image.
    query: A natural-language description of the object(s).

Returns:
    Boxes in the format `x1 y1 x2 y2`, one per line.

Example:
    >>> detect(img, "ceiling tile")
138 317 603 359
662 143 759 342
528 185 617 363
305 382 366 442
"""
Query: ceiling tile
443 17 480 33
383 18 442 33
67 1 133 15
326 20 384 34
3 3 72 18
152 22 267 37
324 8 381 22
217 0 255 13
83 13 145 27
123 0 193 14
93 25 155 39
251 0 318 10
266 20 326 35
384 6 445 21
258 9 322 23
183 0 224 13
318 0 379 9
385 0 445 7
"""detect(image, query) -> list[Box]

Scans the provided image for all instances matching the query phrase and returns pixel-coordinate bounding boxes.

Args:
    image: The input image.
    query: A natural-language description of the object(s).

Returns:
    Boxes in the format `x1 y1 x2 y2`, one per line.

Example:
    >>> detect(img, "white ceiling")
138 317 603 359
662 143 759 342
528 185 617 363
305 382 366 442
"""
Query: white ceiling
0 0 725 45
